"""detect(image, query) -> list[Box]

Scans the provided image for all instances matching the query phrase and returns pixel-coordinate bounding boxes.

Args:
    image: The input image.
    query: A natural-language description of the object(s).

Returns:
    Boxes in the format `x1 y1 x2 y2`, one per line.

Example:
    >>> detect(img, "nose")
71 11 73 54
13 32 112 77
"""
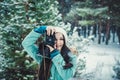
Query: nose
55 40 60 45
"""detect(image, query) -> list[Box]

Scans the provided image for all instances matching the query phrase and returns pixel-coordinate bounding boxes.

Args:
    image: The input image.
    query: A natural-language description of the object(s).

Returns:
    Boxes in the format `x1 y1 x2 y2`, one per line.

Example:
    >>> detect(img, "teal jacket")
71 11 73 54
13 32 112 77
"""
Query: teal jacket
22 28 77 80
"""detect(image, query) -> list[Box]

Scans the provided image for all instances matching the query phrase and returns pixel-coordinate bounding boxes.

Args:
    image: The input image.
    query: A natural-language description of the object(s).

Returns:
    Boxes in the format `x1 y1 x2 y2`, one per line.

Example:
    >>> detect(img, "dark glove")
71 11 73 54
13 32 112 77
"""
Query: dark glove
50 49 59 59
34 26 47 34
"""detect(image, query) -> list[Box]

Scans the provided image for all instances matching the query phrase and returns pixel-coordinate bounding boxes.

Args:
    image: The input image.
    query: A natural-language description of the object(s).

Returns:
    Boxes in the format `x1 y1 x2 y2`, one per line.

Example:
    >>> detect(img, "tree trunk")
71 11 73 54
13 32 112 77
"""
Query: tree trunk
98 22 102 44
105 20 110 45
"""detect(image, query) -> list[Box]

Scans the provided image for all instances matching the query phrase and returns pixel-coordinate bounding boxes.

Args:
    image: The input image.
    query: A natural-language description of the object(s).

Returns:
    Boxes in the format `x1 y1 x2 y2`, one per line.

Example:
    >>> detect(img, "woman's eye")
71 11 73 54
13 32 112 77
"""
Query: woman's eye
55 39 64 41
60 38 64 40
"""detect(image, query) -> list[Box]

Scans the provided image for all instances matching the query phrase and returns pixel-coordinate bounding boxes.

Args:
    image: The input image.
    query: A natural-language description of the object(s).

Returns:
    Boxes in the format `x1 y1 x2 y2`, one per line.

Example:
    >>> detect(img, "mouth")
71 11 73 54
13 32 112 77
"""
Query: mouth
56 45 62 48
56 45 62 50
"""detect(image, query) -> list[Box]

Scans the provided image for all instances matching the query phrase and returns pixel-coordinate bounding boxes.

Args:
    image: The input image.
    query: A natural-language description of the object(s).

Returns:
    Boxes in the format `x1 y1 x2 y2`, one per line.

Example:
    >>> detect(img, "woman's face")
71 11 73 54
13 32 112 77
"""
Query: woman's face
54 32 64 51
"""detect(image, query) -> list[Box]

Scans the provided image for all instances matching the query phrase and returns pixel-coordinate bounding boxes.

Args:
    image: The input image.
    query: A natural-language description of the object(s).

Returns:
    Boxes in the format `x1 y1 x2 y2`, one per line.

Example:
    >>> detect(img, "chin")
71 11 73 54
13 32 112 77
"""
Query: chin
56 48 61 51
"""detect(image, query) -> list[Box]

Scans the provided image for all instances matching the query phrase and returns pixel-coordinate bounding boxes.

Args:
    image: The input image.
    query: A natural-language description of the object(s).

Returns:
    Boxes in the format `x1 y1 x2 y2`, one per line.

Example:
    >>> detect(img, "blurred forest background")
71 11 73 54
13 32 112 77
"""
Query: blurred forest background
0 0 120 79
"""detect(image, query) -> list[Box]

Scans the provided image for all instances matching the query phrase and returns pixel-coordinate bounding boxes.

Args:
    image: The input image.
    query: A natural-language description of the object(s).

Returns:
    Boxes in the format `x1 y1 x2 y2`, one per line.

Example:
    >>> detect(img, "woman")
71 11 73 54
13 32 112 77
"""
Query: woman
22 26 77 80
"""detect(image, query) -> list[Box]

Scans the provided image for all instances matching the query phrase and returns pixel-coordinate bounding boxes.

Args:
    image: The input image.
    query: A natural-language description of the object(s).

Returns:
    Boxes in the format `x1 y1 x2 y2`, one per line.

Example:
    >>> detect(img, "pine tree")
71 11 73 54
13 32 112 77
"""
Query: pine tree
0 0 63 79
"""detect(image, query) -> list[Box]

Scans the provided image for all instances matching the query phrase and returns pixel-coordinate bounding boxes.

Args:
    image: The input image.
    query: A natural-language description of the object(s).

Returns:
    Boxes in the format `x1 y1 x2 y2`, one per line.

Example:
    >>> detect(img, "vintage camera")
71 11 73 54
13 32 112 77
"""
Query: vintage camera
38 33 55 58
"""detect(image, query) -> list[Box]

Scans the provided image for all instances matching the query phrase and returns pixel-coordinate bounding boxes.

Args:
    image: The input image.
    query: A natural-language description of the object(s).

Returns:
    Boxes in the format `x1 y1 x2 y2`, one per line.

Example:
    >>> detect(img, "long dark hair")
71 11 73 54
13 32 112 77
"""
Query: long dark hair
61 36 73 69
38 34 73 80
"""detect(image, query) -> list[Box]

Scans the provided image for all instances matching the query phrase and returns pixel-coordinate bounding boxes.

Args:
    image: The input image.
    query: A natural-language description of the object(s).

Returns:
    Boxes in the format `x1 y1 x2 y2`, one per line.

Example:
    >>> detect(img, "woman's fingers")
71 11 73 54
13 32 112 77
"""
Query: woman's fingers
54 44 56 49
46 45 54 52
47 28 51 36
46 26 56 36
51 28 56 35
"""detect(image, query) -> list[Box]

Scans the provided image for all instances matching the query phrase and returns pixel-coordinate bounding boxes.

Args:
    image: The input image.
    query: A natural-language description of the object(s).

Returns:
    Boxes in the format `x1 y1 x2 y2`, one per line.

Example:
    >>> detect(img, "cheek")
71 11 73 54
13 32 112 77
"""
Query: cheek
61 41 64 46
59 40 64 45
55 40 64 46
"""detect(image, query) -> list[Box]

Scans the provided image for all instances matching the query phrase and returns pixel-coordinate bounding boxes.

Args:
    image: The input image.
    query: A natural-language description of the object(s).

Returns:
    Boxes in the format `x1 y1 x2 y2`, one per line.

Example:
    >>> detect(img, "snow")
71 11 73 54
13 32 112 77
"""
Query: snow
74 38 120 80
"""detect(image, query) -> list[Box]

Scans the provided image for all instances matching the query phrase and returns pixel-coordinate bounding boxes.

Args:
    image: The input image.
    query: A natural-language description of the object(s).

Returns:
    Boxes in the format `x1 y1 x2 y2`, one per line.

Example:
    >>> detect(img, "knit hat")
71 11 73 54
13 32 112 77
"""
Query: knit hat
55 27 68 43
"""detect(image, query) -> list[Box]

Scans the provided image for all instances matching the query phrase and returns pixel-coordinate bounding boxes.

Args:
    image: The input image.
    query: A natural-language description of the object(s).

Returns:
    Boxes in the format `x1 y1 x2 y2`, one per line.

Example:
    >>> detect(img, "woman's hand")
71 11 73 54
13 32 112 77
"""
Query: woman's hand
34 26 56 35
46 26 56 36
46 45 60 59
46 45 54 52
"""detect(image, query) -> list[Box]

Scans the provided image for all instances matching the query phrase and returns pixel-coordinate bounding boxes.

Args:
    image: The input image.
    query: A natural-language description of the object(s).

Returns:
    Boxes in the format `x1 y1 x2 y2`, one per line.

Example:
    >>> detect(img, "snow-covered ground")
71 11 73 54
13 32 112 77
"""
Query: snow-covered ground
74 38 120 80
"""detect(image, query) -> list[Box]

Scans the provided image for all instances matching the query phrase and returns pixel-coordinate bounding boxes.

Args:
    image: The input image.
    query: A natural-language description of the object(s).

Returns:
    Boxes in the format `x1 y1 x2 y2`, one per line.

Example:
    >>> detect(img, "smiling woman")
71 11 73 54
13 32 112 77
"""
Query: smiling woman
22 26 77 80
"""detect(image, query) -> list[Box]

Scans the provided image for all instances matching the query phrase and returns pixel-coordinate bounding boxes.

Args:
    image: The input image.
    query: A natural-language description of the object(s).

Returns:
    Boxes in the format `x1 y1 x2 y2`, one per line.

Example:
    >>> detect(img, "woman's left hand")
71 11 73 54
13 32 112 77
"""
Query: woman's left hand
46 45 54 52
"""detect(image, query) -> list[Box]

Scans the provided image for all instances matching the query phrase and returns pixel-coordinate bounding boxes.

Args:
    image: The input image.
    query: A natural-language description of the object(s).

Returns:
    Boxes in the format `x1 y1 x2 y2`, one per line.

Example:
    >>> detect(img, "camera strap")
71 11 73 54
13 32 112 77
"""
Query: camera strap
38 32 52 80
43 33 47 80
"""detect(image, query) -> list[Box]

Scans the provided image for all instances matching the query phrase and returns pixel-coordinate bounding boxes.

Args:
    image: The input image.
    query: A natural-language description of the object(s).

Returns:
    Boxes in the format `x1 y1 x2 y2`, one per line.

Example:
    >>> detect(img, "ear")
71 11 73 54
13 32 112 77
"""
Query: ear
69 47 78 55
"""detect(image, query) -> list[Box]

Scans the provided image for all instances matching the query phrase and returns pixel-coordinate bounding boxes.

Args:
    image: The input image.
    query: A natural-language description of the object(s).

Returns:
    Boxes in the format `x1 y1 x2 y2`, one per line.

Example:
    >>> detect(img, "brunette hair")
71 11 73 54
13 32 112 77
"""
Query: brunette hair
60 36 73 69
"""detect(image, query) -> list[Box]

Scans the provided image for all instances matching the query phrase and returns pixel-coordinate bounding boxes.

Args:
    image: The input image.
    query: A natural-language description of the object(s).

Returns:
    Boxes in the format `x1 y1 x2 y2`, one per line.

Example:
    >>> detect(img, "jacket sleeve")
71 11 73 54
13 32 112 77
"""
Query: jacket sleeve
52 52 77 80
22 30 43 64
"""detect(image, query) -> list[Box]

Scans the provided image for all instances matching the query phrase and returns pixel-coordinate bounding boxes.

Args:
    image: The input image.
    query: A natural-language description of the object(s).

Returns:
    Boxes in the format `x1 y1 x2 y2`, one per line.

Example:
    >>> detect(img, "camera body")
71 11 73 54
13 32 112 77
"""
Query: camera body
38 33 55 58
45 33 55 47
